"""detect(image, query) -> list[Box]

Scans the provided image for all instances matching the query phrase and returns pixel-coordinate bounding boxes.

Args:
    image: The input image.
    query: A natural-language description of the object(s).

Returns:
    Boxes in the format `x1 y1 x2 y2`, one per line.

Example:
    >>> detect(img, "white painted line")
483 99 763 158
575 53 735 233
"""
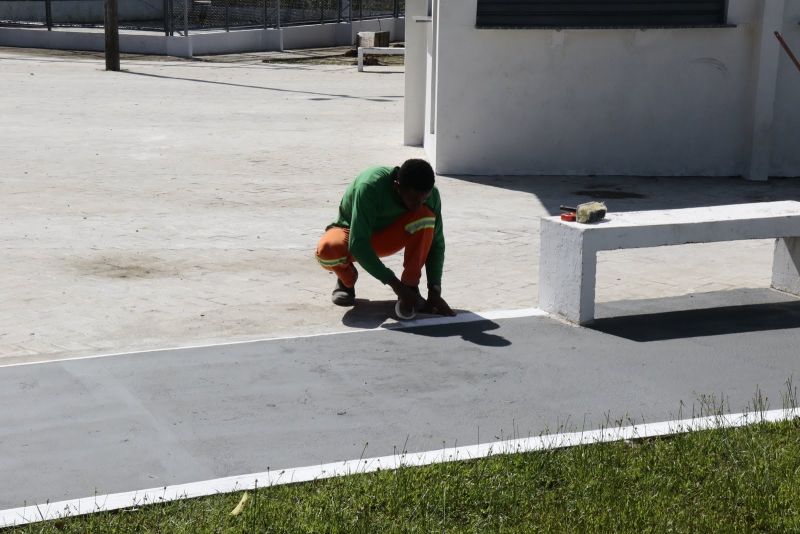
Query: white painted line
0 308 549 369
1 407 796 528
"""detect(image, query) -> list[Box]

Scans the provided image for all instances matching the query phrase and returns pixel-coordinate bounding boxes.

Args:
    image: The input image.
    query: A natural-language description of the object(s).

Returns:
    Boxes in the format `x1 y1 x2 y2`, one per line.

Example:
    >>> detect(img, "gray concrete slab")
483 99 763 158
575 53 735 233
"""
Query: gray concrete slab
1 288 798 509
2 48 800 365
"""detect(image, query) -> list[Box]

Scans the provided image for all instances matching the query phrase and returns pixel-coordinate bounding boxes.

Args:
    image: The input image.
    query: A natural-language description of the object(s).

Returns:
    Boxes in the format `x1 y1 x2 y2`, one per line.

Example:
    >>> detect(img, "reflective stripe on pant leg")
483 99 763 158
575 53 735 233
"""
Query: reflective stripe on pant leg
316 227 357 287
316 255 349 268
404 217 436 235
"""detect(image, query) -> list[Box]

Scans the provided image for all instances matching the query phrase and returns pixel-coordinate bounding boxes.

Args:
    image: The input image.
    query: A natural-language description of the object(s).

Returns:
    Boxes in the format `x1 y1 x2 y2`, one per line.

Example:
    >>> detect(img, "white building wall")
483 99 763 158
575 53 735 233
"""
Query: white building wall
403 0 428 146
421 0 798 177
771 0 800 177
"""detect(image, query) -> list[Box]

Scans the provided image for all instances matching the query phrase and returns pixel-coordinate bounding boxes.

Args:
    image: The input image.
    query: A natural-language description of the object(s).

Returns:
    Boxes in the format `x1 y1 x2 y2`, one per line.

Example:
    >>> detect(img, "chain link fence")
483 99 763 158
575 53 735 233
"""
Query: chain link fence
0 0 404 33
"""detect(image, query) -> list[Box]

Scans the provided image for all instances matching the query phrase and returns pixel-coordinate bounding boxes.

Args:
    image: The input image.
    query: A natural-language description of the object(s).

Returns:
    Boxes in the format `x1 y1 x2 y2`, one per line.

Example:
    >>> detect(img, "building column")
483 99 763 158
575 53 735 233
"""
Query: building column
746 0 785 181
403 0 428 146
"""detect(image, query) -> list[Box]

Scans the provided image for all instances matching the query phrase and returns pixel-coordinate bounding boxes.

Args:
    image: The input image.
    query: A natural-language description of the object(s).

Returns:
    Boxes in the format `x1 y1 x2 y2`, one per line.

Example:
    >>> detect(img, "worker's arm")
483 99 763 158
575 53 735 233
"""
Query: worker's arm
424 189 445 286
422 190 455 316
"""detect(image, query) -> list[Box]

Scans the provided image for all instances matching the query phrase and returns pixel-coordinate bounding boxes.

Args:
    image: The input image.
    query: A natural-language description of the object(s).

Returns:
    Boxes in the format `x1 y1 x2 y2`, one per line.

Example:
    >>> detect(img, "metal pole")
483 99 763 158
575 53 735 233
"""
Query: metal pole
320 0 324 23
263 0 267 28
276 0 280 28
337 0 341 22
104 0 120 71
45 0 53 30
224 0 229 31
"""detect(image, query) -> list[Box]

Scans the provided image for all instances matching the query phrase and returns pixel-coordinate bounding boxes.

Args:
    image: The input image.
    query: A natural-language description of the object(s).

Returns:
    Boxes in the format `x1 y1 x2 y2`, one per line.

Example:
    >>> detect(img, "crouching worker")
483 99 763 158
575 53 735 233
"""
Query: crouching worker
316 159 455 319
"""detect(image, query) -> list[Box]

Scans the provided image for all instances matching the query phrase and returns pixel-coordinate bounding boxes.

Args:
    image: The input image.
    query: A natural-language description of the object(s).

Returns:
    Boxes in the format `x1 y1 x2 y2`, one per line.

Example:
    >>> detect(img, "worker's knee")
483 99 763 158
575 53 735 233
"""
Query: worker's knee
316 228 349 264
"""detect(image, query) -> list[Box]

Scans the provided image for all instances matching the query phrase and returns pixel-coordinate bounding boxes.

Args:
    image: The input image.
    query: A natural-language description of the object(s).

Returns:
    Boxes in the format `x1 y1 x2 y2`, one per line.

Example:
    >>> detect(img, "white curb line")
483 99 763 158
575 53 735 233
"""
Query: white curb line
0 307 548 369
1 407 797 528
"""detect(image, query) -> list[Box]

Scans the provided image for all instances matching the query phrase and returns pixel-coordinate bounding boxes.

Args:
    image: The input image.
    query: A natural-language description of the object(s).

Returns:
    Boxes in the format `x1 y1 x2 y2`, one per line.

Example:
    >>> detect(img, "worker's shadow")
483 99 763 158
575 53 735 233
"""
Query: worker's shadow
341 299 512 347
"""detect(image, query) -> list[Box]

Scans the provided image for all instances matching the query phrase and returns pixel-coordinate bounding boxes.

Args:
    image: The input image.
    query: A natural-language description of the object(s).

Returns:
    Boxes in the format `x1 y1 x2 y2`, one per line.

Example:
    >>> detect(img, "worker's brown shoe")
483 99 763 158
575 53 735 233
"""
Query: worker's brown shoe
331 269 357 306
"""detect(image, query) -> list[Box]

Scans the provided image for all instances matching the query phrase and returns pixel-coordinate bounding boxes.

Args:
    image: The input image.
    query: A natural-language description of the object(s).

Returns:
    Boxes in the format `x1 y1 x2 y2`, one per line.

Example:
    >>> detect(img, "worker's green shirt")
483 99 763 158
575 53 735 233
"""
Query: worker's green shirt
329 166 445 286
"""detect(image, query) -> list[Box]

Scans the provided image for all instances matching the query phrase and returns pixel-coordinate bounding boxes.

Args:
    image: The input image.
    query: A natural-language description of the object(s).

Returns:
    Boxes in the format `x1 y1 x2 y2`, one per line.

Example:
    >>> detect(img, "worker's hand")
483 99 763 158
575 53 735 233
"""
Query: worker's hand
389 278 420 308
421 290 456 316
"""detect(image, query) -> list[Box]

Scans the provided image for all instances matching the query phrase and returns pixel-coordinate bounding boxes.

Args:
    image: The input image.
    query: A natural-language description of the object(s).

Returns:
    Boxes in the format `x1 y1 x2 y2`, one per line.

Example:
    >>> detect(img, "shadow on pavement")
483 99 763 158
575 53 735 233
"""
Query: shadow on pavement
397 320 512 347
446 175 800 216
341 302 512 347
341 299 396 329
591 299 800 342
124 70 399 102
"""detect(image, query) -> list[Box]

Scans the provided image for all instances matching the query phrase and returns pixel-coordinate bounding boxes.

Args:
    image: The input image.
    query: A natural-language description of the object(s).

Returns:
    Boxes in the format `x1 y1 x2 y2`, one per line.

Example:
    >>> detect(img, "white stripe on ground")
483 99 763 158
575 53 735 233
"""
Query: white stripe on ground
0 307 547 369
1 407 797 528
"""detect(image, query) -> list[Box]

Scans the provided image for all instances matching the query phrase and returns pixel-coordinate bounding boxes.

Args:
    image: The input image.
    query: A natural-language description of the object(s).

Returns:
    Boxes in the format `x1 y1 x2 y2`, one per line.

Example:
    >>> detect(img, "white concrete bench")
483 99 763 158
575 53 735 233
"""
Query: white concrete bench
357 46 405 72
539 201 800 325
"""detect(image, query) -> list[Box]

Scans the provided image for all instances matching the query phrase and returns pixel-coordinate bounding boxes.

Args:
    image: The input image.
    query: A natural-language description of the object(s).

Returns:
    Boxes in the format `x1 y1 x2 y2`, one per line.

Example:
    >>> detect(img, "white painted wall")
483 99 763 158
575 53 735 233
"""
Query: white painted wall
0 26 188 54
416 0 799 177
0 17 403 56
190 27 281 55
771 0 800 177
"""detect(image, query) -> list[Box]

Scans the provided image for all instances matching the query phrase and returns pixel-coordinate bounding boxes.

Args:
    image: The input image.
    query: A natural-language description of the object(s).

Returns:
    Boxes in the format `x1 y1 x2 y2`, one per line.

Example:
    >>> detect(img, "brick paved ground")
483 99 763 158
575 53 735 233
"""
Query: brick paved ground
2 47 799 365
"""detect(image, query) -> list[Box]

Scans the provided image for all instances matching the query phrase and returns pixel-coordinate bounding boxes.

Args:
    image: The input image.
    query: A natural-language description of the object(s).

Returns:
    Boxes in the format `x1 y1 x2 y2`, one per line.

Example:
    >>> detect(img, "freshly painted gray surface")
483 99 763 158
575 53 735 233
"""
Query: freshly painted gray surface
1 289 799 509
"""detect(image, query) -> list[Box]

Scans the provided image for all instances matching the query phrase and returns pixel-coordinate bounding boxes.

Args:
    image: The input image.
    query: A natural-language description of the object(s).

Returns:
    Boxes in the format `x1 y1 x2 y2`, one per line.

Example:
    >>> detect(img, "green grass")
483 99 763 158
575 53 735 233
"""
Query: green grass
7 418 800 533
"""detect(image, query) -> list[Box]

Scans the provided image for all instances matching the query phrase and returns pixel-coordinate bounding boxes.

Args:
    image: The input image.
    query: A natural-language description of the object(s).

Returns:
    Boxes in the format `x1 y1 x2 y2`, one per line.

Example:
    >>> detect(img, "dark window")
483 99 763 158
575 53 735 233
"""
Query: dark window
476 0 728 28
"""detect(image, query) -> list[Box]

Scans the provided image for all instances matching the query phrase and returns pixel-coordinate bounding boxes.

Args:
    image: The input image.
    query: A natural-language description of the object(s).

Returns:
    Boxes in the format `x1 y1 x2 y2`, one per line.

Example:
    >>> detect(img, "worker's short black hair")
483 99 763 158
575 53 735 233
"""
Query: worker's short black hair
397 159 435 193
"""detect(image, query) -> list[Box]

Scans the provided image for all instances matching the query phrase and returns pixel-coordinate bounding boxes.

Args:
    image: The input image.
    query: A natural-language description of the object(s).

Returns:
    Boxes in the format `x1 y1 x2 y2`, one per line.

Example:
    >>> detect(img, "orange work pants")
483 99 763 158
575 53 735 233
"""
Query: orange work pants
316 206 435 288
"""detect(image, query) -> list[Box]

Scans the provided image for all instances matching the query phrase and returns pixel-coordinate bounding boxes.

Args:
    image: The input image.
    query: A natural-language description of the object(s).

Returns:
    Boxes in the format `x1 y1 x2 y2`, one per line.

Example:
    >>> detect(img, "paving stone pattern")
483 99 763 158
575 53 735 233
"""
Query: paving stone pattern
1 48 799 365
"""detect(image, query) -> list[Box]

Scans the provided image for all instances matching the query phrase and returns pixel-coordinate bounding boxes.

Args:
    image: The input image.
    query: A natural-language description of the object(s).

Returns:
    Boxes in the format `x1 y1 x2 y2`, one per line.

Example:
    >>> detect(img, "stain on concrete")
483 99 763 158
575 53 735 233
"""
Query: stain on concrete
73 256 177 279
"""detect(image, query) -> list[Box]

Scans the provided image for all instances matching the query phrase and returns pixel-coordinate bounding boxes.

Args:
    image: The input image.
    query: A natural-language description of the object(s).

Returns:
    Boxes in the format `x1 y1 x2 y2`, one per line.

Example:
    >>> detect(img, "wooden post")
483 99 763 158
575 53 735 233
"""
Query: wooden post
163 0 169 35
45 0 53 30
104 0 120 71
224 0 229 31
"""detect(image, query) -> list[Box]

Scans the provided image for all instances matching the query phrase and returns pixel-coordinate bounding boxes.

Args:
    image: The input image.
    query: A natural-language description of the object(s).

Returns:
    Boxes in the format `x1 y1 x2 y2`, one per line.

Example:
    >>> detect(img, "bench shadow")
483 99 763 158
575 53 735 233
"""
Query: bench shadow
590 298 800 342
341 300 512 347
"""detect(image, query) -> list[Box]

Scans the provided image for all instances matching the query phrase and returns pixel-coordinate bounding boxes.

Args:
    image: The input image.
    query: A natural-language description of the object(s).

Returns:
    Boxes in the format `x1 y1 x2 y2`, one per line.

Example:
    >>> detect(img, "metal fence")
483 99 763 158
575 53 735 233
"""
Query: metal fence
0 0 404 33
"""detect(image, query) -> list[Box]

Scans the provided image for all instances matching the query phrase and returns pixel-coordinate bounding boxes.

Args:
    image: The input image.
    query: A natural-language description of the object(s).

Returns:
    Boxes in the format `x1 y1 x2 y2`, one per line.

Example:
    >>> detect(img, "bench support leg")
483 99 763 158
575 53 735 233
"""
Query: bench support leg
538 219 597 325
772 237 800 296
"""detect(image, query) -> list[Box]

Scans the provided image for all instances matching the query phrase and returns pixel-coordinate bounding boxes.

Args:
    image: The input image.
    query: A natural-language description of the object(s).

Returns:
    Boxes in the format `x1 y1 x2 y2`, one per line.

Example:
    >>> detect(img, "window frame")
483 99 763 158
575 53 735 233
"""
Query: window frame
475 0 732 30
